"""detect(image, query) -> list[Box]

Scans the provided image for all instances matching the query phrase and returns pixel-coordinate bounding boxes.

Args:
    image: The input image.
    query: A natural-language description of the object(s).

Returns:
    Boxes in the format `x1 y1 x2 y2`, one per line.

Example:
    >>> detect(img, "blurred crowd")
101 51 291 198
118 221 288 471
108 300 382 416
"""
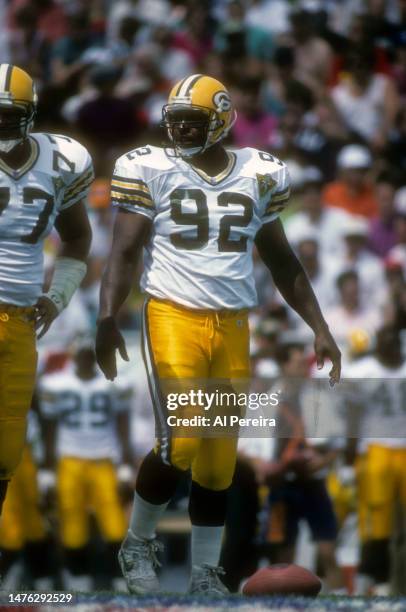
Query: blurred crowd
1 0 406 597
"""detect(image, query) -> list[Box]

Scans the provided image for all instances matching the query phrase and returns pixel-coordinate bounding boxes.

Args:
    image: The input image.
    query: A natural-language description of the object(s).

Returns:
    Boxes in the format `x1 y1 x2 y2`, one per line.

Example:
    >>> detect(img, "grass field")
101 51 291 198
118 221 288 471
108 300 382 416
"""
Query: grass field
75 594 406 611
1 593 405 611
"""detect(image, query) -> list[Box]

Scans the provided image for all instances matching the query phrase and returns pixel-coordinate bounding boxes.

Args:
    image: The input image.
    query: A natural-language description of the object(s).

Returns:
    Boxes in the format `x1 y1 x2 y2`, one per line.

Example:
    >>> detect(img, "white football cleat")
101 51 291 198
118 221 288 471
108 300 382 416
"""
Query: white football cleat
188 564 229 596
118 534 163 595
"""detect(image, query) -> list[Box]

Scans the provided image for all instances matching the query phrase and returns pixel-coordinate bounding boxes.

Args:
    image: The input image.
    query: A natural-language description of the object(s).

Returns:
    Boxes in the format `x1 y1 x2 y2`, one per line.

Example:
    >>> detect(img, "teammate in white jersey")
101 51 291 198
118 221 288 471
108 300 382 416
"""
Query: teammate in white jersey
95 74 341 595
39 338 133 590
344 326 406 595
0 65 92 529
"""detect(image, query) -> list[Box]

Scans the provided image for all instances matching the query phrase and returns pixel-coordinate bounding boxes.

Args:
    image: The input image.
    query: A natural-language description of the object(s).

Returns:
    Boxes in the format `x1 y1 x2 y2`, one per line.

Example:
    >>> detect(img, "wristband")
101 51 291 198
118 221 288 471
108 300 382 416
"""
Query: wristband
45 257 87 313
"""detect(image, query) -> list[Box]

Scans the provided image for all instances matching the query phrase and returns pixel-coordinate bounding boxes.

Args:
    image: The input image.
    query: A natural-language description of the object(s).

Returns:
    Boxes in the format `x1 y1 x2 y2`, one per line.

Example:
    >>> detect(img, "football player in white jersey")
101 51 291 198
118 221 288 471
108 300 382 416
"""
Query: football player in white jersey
39 337 133 590
0 65 93 527
345 326 406 595
96 74 341 595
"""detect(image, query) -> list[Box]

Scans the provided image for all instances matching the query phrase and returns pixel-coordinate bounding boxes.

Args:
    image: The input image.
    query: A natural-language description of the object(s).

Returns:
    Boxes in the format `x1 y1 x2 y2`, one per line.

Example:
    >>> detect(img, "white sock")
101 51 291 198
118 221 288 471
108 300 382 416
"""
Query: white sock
191 525 224 568
127 491 168 540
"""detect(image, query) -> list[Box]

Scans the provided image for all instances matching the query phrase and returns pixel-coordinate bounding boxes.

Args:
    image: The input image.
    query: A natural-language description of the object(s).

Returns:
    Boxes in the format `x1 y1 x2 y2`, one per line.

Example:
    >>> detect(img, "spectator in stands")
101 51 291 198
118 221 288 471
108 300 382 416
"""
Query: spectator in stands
330 215 386 307
214 0 274 62
269 80 316 172
115 45 168 127
8 3 50 80
387 187 406 277
214 0 247 61
323 144 378 219
280 228 336 338
106 0 140 46
149 25 194 85
261 46 296 116
286 8 334 97
75 64 139 164
391 30 406 97
49 10 101 89
381 258 405 329
386 107 406 173
108 16 141 67
393 281 406 331
284 166 348 258
172 4 213 65
7 0 68 44
369 170 400 257
232 76 277 149
244 0 290 37
324 270 382 355
294 230 335 313
331 45 400 151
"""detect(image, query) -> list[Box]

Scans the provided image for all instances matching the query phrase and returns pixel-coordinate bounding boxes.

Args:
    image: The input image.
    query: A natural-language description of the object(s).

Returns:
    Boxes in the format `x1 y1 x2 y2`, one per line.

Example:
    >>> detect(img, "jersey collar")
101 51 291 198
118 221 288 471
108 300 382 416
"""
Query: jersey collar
187 151 236 186
0 137 39 180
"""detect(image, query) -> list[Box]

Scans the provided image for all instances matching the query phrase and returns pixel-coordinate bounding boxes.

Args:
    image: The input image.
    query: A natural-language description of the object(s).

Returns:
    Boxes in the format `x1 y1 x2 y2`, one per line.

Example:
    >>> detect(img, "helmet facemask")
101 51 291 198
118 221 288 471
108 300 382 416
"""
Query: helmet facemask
162 103 234 158
162 105 214 157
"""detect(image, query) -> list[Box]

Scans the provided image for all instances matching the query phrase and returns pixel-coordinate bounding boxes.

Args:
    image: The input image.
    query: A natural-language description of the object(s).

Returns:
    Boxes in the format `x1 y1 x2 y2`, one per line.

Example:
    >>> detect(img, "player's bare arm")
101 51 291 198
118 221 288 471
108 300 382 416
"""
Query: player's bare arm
35 200 92 339
96 210 152 380
255 219 341 385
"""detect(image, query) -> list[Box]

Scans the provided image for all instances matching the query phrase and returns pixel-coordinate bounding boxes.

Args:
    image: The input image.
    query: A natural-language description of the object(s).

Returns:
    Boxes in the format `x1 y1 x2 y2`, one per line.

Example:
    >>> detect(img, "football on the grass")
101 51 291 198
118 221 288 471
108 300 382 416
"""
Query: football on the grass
242 564 322 597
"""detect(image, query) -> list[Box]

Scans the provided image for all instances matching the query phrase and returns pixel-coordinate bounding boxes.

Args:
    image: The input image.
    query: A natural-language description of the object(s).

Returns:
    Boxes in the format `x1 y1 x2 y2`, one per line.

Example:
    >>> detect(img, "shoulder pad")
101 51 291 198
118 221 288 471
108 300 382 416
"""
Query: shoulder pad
116 145 174 173
39 133 92 175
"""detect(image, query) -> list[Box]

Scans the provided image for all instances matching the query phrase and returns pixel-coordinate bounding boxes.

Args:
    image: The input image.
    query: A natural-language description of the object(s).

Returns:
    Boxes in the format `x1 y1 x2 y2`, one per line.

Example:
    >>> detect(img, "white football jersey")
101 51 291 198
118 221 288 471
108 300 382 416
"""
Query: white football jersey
111 146 290 310
39 369 133 461
344 356 406 451
0 133 94 306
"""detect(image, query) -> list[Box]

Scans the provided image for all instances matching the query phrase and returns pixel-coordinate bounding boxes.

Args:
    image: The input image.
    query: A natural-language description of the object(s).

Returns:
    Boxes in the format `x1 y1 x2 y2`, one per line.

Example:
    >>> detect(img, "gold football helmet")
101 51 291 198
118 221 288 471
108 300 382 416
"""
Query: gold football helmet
162 74 236 157
0 64 37 152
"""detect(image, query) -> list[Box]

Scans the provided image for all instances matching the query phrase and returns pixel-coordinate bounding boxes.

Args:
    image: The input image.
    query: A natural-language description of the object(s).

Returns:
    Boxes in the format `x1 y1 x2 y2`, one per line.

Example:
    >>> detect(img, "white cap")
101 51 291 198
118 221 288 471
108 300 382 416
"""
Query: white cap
337 145 372 169
394 186 406 216
341 215 369 237
290 223 319 246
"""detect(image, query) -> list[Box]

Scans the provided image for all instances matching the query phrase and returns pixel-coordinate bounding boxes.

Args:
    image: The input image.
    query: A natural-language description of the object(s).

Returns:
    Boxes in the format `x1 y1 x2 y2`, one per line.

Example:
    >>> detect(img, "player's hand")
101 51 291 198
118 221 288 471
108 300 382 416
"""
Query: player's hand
34 296 59 339
96 316 129 380
314 328 341 386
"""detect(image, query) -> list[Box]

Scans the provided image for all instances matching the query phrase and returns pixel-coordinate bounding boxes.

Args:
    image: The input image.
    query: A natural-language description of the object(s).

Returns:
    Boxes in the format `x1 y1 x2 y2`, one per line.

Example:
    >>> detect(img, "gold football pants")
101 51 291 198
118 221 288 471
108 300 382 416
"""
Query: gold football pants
0 446 46 549
0 307 37 480
357 445 406 540
57 457 127 549
141 297 250 491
